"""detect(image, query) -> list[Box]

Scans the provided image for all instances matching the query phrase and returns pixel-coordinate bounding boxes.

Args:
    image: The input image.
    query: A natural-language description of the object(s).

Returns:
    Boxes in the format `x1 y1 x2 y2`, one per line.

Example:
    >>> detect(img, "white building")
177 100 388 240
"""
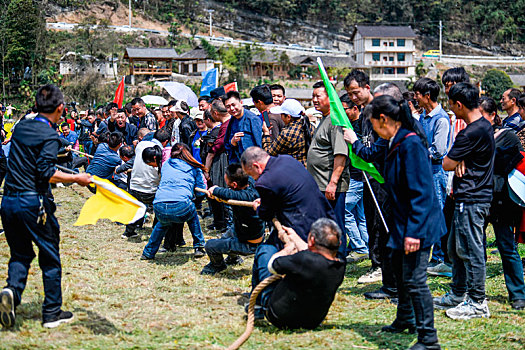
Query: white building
176 47 222 76
351 25 417 81
59 52 118 78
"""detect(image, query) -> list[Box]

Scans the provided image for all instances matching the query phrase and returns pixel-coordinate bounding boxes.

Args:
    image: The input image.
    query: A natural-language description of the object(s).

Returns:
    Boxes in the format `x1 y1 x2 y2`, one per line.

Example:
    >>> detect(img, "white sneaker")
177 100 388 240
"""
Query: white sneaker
357 267 382 284
433 292 465 310
446 298 490 320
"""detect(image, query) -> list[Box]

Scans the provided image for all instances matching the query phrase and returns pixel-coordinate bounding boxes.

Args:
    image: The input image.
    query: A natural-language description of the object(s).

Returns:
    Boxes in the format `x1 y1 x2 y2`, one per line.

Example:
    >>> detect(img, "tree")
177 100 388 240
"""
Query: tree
482 69 514 103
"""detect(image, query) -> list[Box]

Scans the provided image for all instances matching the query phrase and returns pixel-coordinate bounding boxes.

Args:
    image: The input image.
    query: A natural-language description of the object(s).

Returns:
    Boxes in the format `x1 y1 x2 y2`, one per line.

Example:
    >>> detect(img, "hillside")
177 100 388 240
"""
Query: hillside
43 0 525 55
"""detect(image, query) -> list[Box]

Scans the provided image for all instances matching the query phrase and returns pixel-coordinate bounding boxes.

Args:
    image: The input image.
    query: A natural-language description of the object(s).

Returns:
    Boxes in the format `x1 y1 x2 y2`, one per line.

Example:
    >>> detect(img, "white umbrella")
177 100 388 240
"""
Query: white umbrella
156 82 199 108
141 95 169 106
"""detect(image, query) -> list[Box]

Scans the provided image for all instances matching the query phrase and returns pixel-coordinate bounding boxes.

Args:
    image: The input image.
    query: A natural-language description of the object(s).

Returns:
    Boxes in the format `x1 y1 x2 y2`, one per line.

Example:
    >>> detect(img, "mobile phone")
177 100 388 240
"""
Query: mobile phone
262 111 271 128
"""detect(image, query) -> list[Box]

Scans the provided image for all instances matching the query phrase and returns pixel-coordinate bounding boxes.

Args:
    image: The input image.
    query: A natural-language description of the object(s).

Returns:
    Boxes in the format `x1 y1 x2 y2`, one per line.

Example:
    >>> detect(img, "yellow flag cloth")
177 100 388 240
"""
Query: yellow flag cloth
74 176 147 226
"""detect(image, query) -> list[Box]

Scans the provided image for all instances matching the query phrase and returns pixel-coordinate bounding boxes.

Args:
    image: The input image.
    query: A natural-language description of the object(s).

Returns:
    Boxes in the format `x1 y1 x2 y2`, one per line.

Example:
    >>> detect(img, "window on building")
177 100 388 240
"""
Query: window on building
384 68 395 75
372 68 381 75
383 56 388 61
397 53 406 61
193 63 198 72
372 39 380 46
389 56 394 62
372 53 380 61
383 42 388 46
397 67 406 74
397 39 406 46
389 42 394 47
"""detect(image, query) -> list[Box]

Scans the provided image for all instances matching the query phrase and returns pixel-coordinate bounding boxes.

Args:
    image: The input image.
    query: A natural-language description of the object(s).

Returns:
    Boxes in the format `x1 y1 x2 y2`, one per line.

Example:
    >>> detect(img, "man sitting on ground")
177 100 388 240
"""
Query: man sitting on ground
253 218 345 329
201 163 265 275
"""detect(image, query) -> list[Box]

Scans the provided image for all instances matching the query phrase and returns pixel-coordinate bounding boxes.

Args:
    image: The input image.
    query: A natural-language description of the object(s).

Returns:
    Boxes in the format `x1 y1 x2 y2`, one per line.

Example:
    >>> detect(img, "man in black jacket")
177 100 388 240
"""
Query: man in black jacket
201 163 264 275
241 147 336 311
0 85 92 329
170 100 196 147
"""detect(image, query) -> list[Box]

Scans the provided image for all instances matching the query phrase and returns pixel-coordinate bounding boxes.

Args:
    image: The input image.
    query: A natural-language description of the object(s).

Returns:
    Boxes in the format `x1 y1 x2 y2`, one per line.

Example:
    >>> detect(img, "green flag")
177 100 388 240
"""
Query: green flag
317 58 384 183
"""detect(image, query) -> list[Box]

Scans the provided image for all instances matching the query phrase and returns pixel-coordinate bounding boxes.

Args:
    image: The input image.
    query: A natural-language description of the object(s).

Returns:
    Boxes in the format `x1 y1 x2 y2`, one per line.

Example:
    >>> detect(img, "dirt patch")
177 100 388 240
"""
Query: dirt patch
48 2 169 32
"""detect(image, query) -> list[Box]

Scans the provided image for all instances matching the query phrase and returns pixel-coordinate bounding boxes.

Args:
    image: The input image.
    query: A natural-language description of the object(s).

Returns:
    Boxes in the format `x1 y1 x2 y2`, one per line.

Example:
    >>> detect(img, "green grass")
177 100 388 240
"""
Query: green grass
0 186 524 349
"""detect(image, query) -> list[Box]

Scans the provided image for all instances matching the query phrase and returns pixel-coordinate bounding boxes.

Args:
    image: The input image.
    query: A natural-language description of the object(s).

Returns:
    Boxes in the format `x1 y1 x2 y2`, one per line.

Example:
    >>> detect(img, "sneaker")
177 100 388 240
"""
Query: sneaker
409 342 442 350
511 299 525 310
0 288 15 328
225 255 244 266
346 251 368 263
446 298 490 320
200 262 227 275
140 254 153 260
121 232 140 239
357 267 382 284
427 262 452 278
42 310 74 328
364 287 397 300
244 303 265 320
433 292 465 310
194 247 206 258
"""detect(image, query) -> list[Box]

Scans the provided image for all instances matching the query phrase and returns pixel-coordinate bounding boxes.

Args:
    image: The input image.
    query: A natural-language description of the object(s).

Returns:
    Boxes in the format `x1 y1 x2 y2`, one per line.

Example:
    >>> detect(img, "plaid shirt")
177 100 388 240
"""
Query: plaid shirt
262 118 313 166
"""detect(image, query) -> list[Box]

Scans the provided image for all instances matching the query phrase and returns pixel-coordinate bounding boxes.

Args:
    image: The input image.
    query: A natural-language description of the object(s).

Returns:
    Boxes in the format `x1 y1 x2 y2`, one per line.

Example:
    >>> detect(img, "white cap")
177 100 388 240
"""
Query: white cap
269 99 305 118
169 100 188 114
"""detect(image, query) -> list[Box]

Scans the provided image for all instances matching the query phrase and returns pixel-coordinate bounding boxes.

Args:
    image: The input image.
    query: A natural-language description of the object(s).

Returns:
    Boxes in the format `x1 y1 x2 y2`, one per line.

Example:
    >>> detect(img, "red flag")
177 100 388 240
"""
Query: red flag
224 82 238 92
113 77 125 108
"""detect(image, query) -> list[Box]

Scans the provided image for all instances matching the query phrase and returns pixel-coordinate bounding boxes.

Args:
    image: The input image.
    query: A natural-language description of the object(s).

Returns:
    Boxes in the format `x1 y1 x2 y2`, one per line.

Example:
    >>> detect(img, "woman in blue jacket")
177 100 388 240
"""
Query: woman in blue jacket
345 96 445 350
140 143 206 259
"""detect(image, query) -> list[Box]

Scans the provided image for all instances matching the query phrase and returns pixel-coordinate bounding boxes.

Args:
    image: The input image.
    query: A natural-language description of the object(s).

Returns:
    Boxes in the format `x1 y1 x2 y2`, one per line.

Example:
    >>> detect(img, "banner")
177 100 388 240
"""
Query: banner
200 68 218 97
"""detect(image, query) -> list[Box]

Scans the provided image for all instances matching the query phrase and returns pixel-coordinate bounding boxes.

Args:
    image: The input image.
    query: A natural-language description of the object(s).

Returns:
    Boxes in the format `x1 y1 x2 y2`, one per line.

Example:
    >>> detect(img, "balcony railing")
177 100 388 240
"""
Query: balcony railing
366 61 415 67
132 67 172 75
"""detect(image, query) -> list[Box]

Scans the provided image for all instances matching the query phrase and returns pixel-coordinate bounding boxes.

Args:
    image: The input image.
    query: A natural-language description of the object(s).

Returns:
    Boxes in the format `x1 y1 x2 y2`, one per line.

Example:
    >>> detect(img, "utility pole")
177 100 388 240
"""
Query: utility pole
439 20 443 60
129 0 132 28
206 9 215 37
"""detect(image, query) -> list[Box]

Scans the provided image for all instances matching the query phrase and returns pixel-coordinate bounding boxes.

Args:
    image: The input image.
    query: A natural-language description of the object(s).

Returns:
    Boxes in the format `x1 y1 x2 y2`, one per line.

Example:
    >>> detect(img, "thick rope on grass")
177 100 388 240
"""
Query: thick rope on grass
226 274 283 350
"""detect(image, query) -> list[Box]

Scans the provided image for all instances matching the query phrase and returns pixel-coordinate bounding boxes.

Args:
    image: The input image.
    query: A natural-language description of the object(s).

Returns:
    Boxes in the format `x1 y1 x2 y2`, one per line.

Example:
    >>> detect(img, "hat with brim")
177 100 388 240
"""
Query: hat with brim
169 100 188 114
270 98 305 118
190 108 204 120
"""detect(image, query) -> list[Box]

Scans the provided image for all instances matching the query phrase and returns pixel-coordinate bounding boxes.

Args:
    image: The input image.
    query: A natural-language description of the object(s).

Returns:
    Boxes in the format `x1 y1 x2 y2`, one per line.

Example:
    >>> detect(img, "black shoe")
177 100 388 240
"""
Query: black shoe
194 247 206 258
225 255 244 266
159 246 176 253
200 262 228 275
364 288 397 300
244 303 264 320
511 299 525 310
140 254 154 260
381 323 416 334
0 288 15 328
408 342 441 350
42 310 74 329
176 241 186 247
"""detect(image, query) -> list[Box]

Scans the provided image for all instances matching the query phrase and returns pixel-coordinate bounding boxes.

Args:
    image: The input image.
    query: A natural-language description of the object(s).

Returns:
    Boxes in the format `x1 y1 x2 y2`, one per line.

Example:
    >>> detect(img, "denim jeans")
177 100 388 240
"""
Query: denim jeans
142 201 205 258
345 179 369 254
204 234 259 266
430 166 447 263
326 191 348 259
251 244 280 307
493 223 525 301
448 202 490 303
1 194 63 322
392 247 437 344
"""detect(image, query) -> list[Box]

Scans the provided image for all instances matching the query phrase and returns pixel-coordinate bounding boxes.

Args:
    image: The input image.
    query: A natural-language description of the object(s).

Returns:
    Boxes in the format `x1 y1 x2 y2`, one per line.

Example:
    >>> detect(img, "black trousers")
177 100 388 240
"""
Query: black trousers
363 179 397 293
392 247 438 344
124 190 156 235
208 198 228 230
1 194 63 322
441 195 455 264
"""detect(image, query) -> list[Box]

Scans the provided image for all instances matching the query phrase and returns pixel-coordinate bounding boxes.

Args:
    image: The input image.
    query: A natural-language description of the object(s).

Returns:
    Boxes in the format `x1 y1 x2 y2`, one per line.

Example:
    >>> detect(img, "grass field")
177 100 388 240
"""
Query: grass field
0 185 524 349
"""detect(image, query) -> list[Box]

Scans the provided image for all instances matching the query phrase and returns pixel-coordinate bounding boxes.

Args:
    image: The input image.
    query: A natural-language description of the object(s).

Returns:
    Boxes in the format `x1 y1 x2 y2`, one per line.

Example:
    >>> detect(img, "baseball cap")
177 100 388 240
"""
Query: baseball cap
190 108 204 120
269 98 305 118
169 100 189 114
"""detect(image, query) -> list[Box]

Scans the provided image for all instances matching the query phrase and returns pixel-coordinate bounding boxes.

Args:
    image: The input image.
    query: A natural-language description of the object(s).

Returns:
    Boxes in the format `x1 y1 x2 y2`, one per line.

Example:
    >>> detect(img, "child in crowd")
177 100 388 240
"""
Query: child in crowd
201 163 265 275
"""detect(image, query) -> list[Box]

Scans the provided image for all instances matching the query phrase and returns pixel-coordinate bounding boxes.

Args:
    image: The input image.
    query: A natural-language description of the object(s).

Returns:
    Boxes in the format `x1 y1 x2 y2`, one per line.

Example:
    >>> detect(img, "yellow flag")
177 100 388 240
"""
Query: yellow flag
74 176 147 226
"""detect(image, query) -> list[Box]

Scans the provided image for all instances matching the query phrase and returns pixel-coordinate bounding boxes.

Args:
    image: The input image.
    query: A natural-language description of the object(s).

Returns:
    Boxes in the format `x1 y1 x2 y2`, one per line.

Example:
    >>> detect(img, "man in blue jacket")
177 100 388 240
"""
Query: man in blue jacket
223 91 262 163
241 146 336 317
413 77 450 266
86 131 123 188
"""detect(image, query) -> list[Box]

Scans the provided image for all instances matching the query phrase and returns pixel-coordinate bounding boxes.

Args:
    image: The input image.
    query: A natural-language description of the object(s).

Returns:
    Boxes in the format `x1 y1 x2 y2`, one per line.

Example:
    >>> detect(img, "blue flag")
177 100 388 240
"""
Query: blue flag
200 68 218 97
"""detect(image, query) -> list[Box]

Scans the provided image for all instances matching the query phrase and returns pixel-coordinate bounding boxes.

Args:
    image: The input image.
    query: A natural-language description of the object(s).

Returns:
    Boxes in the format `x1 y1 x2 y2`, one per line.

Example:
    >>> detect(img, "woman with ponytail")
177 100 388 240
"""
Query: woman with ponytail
344 95 444 350
141 143 207 259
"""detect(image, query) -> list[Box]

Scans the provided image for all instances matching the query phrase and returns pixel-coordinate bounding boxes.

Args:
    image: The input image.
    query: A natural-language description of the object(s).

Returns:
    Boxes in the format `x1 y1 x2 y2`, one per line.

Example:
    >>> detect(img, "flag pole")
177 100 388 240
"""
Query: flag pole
56 164 79 174
362 170 389 233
